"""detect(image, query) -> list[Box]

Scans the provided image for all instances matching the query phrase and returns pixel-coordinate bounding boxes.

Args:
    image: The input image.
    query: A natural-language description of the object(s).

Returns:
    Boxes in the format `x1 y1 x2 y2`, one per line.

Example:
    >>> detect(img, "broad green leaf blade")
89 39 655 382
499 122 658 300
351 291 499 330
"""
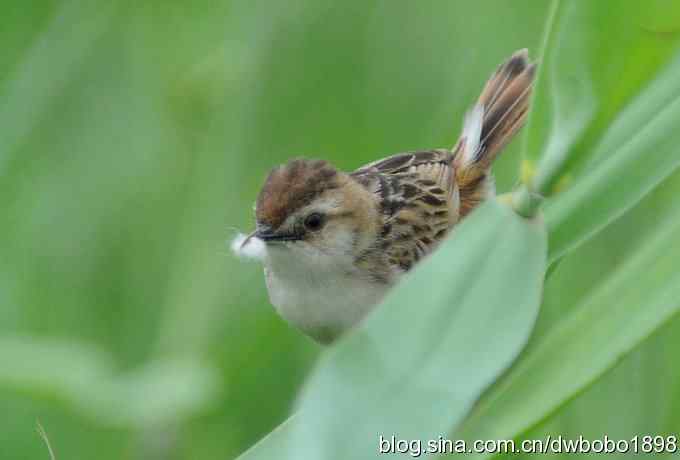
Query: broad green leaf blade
523 0 680 195
455 203 680 459
261 201 545 460
237 415 297 460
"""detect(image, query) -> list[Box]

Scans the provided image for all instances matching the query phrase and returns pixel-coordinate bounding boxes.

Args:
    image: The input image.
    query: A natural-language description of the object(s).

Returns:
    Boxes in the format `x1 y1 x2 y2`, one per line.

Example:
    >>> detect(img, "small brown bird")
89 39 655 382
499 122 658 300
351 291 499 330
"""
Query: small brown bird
238 50 535 343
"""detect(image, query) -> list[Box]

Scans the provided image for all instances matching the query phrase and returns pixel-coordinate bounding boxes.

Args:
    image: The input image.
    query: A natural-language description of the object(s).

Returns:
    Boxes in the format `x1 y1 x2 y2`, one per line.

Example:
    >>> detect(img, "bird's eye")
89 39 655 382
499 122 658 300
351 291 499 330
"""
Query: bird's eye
303 212 325 231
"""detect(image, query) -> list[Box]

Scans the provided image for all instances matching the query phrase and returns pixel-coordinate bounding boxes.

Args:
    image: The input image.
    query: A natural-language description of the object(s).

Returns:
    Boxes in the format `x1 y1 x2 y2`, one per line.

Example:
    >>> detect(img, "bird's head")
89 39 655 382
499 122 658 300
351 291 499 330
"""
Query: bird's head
248 159 378 267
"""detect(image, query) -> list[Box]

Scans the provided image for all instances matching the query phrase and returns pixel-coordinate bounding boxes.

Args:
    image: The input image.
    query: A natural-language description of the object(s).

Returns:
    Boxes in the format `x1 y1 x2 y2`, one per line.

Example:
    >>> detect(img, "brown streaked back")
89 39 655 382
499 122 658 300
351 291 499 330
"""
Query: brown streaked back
351 149 459 273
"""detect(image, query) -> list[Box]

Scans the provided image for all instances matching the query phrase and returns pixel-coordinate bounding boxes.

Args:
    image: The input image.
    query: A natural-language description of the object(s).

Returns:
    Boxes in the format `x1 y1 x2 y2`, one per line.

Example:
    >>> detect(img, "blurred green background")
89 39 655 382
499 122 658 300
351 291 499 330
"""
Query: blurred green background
1 1 679 459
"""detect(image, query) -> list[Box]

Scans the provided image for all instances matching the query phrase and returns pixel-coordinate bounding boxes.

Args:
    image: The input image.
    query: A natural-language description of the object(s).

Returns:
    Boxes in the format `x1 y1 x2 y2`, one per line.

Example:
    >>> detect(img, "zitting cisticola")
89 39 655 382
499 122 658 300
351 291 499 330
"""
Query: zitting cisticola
239 50 535 343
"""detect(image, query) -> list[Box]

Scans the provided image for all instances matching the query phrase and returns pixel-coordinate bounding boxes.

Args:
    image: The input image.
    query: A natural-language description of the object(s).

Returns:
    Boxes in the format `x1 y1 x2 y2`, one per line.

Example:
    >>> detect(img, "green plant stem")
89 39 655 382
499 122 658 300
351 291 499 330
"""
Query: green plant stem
512 185 544 218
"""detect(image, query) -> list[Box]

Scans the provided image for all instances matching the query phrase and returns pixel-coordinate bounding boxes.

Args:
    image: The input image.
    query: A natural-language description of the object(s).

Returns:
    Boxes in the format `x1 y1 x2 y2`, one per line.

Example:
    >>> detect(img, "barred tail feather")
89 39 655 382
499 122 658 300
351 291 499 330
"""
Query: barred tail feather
453 49 536 215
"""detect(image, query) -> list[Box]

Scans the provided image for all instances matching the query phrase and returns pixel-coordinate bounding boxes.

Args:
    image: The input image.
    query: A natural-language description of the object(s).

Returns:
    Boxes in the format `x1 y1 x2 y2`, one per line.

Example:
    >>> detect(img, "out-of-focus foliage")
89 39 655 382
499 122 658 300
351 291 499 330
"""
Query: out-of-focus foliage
523 0 680 262
2 1 680 460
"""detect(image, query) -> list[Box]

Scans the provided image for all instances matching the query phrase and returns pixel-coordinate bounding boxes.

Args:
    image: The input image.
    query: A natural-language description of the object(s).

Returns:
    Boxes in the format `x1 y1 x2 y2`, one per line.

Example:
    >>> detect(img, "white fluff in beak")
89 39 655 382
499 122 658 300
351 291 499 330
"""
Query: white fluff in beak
231 233 266 261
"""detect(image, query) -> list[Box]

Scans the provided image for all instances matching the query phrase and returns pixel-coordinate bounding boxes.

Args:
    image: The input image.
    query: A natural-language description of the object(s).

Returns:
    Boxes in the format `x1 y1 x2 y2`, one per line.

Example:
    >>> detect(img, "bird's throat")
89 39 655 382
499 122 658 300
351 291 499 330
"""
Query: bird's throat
262 247 389 343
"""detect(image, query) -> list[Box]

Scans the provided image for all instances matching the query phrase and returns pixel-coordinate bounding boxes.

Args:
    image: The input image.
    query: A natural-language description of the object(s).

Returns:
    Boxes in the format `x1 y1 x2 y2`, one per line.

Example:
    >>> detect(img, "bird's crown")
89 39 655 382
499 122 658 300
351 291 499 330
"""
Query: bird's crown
255 159 343 229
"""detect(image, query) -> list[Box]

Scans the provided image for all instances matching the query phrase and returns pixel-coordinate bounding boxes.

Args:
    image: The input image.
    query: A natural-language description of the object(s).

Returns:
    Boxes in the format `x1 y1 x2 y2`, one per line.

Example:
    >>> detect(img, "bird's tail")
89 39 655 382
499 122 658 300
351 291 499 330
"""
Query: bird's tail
453 49 536 215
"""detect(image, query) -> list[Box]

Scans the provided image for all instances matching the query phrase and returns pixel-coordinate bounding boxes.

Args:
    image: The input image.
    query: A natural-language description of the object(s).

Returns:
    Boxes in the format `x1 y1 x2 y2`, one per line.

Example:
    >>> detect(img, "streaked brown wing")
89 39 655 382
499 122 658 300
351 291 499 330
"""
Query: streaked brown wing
353 149 452 176
351 149 460 272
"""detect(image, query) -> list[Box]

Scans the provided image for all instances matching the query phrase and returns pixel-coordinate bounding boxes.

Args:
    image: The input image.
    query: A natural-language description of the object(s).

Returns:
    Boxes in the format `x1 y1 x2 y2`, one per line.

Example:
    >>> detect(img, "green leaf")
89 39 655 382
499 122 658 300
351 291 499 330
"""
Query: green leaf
0 336 113 397
99 358 221 428
455 202 680 459
545 52 680 262
238 200 547 459
524 0 680 195
237 415 298 460
521 0 680 261
0 336 220 428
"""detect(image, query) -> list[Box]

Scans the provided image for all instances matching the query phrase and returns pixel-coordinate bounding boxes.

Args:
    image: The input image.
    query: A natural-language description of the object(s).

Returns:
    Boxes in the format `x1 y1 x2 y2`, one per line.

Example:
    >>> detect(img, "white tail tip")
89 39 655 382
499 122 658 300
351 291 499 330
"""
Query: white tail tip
459 103 484 167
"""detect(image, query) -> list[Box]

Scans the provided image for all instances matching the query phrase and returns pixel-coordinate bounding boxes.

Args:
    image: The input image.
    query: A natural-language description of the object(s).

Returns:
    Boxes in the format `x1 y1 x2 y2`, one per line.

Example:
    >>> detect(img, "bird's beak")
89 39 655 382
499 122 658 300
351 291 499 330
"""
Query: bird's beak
240 228 300 248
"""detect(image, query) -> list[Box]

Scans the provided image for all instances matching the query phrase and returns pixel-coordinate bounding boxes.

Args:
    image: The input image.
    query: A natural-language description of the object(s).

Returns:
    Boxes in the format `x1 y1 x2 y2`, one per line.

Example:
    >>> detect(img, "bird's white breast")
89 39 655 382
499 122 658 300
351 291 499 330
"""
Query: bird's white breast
263 244 389 343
